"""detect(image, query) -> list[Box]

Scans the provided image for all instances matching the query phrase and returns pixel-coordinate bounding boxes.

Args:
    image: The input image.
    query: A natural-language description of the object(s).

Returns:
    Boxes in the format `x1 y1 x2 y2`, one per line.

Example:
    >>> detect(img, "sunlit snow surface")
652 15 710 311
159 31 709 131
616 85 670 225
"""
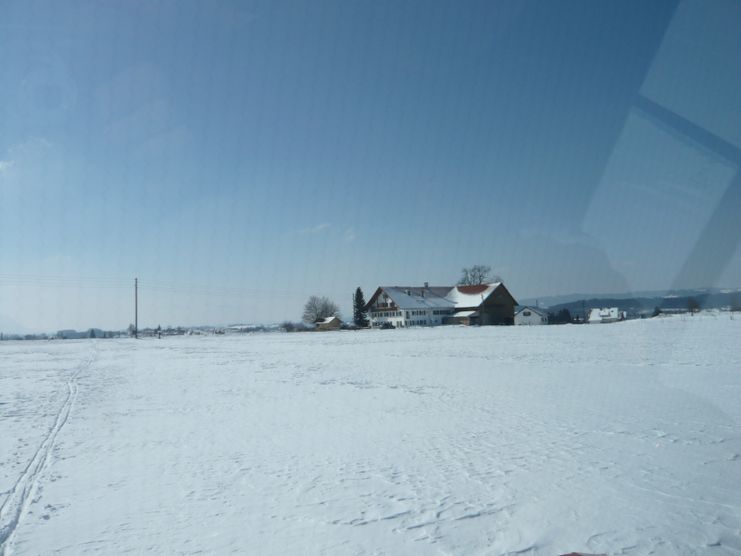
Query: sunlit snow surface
1 315 740 555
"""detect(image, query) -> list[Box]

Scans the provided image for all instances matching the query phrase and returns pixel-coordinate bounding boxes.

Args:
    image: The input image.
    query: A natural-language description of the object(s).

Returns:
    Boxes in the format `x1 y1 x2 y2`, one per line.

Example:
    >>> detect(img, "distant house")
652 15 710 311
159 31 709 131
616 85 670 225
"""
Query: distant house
515 306 548 325
365 282 517 328
315 316 341 331
587 307 625 324
56 329 104 339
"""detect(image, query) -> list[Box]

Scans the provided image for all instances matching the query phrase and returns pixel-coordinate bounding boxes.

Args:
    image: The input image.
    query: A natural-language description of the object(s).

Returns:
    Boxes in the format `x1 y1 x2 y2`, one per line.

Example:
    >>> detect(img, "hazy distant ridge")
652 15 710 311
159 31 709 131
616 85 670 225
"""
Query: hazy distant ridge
521 287 741 316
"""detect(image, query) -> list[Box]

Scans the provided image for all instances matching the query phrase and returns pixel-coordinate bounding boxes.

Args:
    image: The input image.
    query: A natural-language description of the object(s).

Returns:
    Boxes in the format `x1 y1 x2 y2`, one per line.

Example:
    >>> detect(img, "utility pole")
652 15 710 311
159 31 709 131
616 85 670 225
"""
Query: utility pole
134 277 138 339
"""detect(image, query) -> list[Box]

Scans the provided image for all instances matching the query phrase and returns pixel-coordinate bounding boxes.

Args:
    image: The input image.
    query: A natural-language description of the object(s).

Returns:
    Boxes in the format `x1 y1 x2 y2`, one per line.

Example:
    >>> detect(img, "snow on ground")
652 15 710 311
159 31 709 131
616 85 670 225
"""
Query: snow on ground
1 314 740 555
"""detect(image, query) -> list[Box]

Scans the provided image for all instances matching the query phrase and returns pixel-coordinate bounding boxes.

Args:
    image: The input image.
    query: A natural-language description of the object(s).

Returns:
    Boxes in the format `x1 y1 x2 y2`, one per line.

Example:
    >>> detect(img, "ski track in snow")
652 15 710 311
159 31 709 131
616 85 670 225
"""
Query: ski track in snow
0 347 96 556
1 316 740 554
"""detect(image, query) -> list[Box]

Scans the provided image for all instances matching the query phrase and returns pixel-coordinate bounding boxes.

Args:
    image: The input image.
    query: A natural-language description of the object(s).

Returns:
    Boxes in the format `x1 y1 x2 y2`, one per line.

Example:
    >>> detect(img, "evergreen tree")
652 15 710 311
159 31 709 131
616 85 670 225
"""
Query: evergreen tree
548 308 572 324
353 287 369 328
559 309 571 323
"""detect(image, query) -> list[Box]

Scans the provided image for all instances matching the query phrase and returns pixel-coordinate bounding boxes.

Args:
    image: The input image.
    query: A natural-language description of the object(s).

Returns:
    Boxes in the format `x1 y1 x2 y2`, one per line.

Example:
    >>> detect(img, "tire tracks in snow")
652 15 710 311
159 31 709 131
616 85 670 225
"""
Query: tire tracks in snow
0 346 97 555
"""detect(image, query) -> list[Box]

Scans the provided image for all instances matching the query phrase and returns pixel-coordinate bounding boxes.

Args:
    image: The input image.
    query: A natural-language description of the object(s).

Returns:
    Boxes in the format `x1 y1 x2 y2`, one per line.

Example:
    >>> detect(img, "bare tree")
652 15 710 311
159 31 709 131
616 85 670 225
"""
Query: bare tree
459 265 499 285
303 296 340 323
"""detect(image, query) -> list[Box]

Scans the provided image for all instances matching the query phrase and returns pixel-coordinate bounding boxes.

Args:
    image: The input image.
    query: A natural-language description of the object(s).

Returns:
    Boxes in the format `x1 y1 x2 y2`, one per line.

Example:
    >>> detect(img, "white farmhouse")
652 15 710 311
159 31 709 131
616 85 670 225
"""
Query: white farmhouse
587 307 625 324
514 306 548 325
365 286 454 328
365 282 517 328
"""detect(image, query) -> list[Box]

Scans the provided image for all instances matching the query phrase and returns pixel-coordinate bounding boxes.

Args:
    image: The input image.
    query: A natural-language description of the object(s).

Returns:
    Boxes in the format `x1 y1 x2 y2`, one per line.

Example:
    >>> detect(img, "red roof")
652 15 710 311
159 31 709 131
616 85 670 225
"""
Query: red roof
456 284 489 295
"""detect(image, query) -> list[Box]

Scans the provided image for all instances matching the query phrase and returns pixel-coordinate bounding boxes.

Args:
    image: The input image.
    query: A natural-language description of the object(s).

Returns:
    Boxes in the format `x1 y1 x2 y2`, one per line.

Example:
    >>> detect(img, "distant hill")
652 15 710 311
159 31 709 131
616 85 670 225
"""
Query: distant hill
520 287 741 318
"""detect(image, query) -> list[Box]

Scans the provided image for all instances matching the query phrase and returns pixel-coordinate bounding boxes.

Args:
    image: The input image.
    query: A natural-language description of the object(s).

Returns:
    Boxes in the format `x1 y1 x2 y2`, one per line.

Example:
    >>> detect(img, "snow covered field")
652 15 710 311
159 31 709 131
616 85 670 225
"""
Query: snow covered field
1 315 740 555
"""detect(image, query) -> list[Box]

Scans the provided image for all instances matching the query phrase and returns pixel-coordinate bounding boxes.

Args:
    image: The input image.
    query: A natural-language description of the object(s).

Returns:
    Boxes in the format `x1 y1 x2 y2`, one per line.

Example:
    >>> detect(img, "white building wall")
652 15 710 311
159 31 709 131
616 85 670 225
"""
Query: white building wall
515 309 547 325
403 308 453 326
368 289 455 328
369 309 405 328
369 307 454 328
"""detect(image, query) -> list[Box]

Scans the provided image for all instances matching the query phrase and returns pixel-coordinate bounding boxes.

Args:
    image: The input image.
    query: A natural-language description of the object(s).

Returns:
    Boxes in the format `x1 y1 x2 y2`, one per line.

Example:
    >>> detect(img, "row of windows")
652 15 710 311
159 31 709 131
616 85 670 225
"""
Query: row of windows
407 309 453 317
370 318 451 328
370 311 401 318
370 310 450 321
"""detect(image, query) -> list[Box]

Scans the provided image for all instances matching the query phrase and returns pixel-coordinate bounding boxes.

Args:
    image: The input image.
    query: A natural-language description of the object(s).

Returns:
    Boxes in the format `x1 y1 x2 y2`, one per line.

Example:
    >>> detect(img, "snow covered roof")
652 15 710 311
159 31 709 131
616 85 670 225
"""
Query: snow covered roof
589 307 618 317
380 287 456 310
453 310 478 318
445 283 503 308
515 306 547 317
317 316 340 324
367 282 517 311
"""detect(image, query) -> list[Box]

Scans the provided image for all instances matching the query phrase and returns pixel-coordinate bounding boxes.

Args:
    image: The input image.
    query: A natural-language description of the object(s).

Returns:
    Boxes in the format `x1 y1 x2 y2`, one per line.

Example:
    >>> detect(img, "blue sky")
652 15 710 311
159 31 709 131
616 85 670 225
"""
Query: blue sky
1 0 740 331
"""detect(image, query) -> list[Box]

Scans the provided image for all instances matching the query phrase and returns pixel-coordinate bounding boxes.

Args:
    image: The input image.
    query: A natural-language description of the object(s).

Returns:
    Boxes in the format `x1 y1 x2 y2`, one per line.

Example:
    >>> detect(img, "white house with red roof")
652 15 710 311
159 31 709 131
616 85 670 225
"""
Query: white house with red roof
364 282 517 328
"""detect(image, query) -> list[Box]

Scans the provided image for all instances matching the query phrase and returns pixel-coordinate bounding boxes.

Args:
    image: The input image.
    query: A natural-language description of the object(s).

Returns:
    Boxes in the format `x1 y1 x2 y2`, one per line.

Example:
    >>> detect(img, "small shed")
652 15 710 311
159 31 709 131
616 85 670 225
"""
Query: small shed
515 306 548 325
315 316 342 331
